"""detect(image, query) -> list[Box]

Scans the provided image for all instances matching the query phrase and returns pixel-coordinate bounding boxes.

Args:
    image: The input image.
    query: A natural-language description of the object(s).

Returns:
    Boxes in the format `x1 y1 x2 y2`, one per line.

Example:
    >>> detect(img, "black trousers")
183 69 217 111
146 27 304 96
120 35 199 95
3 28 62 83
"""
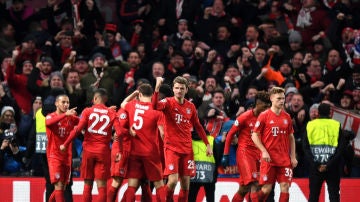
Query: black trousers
188 182 215 202
308 167 340 202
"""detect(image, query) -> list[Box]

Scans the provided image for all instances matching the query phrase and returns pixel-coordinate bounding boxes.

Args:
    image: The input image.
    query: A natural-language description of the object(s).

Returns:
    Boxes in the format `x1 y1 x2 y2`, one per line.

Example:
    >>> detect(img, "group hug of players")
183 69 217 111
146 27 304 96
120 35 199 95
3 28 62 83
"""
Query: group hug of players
45 75 297 202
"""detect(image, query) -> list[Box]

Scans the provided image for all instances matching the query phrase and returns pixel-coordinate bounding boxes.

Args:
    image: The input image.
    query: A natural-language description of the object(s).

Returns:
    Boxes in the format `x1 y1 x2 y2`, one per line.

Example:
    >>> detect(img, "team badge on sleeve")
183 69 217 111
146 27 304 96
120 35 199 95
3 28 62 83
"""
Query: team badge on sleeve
255 121 260 128
160 99 167 103
234 120 239 126
119 113 127 120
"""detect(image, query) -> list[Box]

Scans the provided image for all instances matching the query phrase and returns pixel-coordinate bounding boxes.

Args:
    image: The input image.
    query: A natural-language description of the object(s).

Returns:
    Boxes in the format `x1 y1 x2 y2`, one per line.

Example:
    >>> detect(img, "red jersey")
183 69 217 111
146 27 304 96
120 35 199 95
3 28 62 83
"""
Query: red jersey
64 104 117 153
253 109 294 166
46 112 79 164
153 92 209 154
224 109 259 155
113 108 131 153
125 100 161 156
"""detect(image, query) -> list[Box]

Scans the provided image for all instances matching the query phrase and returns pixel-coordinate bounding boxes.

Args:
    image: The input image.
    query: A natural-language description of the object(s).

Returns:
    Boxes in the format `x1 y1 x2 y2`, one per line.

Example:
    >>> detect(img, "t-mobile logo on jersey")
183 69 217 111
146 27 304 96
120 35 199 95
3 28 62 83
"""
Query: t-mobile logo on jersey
272 127 279 136
175 113 183 124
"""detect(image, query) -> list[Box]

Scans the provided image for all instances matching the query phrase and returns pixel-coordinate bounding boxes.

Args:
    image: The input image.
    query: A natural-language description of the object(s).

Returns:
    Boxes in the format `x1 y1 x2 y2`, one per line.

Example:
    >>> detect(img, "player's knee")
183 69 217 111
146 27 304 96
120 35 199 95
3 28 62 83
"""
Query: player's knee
238 185 250 196
279 182 290 193
261 184 273 195
112 177 122 187
167 179 177 189
153 180 164 189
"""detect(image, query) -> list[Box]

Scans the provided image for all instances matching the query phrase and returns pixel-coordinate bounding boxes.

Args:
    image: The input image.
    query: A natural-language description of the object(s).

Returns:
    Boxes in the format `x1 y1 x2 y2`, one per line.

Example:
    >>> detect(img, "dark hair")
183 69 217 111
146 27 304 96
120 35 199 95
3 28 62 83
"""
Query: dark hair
55 94 69 101
94 88 108 102
255 91 270 104
138 83 153 97
318 103 331 117
159 84 173 98
212 89 225 97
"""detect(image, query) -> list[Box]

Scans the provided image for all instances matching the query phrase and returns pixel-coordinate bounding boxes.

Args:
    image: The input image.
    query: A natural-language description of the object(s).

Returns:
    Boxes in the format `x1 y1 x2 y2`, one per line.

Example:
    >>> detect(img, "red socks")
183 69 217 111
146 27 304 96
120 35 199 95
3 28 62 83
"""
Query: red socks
107 186 119 202
122 186 136 202
257 190 268 202
83 184 93 202
49 191 56 202
166 186 174 202
141 183 152 202
250 192 259 202
54 190 65 202
178 189 189 202
231 192 244 202
97 187 106 202
279 192 289 202
156 186 167 202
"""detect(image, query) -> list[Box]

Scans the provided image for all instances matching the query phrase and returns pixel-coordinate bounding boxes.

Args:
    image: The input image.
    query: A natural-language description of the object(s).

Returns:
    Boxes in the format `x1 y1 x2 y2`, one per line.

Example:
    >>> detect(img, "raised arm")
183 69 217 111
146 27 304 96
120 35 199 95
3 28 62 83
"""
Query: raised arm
120 90 139 109
152 77 164 109
46 108 77 126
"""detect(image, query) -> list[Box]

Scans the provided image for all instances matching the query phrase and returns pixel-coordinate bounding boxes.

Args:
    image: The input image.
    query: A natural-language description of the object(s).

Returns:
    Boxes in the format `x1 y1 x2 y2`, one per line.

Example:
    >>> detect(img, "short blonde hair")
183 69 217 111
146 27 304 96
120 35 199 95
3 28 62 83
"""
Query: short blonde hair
269 86 285 95
173 76 189 89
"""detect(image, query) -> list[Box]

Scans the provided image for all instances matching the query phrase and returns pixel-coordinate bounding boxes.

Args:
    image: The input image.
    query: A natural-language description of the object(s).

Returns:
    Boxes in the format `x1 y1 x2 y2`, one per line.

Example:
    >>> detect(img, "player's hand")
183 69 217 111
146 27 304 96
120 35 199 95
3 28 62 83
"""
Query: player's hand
108 105 117 111
129 126 136 137
59 144 66 152
66 107 77 116
221 155 229 167
291 156 298 168
206 144 213 156
155 77 164 92
261 150 271 162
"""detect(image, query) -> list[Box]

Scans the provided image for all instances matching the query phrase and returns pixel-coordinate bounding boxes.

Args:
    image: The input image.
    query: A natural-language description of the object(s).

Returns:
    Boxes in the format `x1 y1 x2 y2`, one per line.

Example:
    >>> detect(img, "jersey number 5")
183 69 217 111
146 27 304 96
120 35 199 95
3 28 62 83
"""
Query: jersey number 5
88 113 110 135
133 109 144 130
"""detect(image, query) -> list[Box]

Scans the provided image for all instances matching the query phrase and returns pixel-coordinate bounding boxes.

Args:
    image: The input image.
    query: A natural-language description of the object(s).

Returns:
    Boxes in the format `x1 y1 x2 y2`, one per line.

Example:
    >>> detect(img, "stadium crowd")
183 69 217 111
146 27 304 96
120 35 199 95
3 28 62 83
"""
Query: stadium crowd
1 0 360 200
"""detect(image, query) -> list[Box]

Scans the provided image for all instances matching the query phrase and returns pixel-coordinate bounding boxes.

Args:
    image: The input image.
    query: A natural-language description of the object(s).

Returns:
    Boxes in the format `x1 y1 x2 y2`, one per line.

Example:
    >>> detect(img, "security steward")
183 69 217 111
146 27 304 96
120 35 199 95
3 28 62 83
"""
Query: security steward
303 103 346 202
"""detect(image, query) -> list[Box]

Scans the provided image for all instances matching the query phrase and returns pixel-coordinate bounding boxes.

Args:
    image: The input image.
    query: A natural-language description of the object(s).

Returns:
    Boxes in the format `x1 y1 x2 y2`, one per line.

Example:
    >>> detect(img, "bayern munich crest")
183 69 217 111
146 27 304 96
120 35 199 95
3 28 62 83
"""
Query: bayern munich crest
169 164 174 171
263 175 268 181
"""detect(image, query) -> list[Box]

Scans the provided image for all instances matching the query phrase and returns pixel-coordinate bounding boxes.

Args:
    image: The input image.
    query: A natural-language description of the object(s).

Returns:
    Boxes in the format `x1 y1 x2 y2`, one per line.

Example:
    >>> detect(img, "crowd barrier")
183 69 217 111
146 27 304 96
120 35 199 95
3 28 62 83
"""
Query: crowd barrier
1 177 359 201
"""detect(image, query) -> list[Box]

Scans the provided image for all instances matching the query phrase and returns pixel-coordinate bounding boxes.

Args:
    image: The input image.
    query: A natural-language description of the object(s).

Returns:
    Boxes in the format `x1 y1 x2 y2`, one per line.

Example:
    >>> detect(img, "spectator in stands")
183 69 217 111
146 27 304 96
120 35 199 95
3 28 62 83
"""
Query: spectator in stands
158 0 200 35
203 89 230 138
6 50 34 146
0 0 36 43
64 69 85 113
322 49 351 87
288 31 305 58
309 103 319 120
80 51 129 106
0 21 16 55
73 54 89 78
14 35 42 66
199 50 225 83
295 0 331 49
286 93 309 177
50 30 76 68
164 51 188 81
196 0 234 48
344 66 360 90
241 25 267 54
198 76 218 120
167 19 193 50
103 23 130 62
0 106 24 175
116 0 152 40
